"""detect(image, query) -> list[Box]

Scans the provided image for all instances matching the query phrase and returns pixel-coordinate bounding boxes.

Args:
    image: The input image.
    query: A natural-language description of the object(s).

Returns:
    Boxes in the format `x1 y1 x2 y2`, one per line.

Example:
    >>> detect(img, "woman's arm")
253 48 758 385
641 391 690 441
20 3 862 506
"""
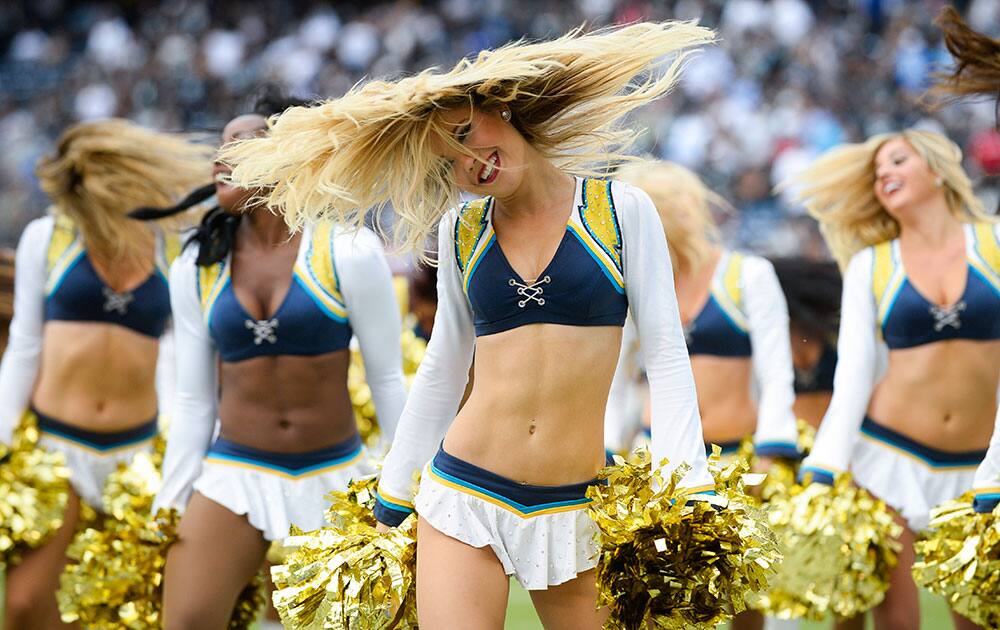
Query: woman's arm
800 249 879 483
153 250 220 512
335 226 407 443
743 255 800 458
616 182 713 493
973 402 1000 512
605 315 643 454
374 211 476 526
0 217 52 444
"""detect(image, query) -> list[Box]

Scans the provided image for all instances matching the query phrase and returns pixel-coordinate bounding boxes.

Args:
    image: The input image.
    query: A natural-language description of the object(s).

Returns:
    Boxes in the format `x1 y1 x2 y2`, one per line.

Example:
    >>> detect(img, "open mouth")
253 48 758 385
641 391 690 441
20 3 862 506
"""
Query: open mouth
478 151 499 185
213 165 232 188
882 180 902 195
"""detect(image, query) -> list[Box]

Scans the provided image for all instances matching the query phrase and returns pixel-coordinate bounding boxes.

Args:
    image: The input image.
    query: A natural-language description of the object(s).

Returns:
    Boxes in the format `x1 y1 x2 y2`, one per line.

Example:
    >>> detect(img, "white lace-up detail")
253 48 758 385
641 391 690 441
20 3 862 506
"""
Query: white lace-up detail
509 275 551 307
929 301 966 332
245 318 279 345
101 287 134 315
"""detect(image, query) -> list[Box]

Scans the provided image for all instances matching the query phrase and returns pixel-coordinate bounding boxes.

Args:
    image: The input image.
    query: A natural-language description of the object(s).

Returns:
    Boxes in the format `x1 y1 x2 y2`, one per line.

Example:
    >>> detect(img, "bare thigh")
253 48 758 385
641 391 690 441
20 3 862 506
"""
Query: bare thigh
416 517 509 630
4 489 81 630
529 568 608 630
162 492 269 630
871 510 919 630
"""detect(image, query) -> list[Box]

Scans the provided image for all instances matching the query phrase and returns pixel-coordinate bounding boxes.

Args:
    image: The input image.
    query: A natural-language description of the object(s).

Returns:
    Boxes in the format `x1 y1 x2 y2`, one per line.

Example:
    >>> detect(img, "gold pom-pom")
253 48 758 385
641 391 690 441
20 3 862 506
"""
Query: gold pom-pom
350 330 427 448
0 413 71 567
913 493 1000 628
753 474 902 619
271 476 418 629
588 448 780 629
58 448 264 628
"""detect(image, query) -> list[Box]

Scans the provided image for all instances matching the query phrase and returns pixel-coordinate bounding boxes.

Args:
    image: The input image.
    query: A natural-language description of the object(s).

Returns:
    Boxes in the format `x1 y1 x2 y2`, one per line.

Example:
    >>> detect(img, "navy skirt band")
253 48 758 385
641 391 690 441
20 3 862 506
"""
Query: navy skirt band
33 407 157 451
206 433 363 475
861 417 986 468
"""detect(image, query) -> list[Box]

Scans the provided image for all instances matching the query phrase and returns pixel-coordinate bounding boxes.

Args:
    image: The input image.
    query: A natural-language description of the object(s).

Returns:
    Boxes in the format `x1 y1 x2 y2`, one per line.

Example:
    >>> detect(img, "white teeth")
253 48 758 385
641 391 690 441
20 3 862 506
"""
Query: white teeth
479 153 498 183
884 181 902 194
214 172 229 183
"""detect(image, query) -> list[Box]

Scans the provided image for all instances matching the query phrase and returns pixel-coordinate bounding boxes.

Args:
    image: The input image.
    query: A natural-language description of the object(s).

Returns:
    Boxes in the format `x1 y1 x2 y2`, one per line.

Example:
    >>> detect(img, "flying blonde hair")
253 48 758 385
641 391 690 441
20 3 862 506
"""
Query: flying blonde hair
222 21 716 254
781 129 991 270
36 119 213 266
616 159 728 275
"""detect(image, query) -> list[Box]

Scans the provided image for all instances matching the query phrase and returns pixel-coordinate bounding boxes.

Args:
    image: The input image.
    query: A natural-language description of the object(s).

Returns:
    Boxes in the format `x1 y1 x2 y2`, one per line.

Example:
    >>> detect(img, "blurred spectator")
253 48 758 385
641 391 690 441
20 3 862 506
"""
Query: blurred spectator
1 0 998 260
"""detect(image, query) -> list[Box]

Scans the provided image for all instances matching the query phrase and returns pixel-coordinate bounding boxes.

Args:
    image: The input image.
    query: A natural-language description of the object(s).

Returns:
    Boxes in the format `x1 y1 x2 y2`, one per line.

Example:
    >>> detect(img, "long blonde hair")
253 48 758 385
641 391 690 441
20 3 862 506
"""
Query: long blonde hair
616 159 727 275
781 129 990 269
35 119 212 265
222 21 716 254
927 6 1000 105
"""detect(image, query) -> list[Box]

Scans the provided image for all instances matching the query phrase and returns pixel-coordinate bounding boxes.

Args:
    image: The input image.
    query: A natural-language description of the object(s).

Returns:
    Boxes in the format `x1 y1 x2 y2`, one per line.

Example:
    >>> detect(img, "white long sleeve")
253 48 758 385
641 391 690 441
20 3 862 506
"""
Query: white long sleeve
617 182 713 492
742 255 800 457
153 248 219 513
973 403 1000 512
801 248 882 481
375 211 475 525
0 217 52 444
335 226 407 443
605 316 643 453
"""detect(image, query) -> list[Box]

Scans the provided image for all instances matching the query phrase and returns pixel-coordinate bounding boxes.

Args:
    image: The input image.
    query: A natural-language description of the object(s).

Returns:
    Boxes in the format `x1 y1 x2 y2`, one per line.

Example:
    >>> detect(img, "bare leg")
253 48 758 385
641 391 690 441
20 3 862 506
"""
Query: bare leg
950 610 983 629
871 511 918 630
834 616 865 630
730 609 765 630
529 568 609 630
416 517 509 630
162 493 269 630
4 489 81 630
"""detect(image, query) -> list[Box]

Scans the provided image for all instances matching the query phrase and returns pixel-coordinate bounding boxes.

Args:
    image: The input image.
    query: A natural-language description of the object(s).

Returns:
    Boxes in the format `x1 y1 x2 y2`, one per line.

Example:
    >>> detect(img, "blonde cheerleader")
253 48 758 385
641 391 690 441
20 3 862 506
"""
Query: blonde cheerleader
222 22 721 628
134 94 409 630
0 120 210 628
788 129 999 630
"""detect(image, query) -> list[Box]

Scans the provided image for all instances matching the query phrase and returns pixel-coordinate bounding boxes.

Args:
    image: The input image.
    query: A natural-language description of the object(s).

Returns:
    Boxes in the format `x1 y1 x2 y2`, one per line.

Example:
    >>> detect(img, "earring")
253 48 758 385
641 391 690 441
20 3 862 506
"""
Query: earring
935 176 944 187
500 109 511 122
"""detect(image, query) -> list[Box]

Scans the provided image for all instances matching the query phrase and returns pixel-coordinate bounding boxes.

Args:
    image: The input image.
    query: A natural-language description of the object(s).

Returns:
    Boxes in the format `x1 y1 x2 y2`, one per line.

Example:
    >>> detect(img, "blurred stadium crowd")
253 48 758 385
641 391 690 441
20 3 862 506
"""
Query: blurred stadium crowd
1 0 999 257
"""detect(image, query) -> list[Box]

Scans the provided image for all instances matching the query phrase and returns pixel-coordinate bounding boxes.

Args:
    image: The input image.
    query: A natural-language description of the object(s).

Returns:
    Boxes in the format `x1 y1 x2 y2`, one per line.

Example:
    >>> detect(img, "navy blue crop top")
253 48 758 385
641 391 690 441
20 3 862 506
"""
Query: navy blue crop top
684 252 752 357
873 223 1000 350
197 223 353 362
454 179 628 337
43 218 172 338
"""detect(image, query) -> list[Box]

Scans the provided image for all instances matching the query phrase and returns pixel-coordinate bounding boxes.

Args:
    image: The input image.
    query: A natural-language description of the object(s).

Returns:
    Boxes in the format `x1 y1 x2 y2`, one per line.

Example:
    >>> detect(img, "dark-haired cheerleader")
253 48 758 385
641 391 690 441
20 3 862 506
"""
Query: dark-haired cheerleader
144 95 407 629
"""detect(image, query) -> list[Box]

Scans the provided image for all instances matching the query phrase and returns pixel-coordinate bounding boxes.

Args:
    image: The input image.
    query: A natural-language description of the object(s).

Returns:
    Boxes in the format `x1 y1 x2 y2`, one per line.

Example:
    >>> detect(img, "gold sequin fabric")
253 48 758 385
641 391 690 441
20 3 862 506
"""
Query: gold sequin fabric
912 493 1000 628
270 476 418 629
588 448 780 629
0 413 71 568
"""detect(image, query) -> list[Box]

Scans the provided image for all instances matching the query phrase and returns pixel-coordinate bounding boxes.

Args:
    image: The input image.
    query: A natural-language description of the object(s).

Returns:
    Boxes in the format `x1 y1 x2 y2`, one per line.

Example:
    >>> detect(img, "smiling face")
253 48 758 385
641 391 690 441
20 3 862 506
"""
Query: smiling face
215 114 268 212
872 137 942 219
434 105 528 197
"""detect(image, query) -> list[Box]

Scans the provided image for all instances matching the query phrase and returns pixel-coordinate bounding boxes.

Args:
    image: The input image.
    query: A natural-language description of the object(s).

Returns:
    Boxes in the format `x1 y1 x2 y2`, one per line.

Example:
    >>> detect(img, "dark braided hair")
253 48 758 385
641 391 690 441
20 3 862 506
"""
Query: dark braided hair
130 86 313 266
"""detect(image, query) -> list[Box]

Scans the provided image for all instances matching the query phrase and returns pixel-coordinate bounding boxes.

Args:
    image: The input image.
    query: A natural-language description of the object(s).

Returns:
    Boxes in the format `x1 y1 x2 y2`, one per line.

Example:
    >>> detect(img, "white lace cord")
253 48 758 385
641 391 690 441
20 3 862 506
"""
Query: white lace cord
509 275 551 307
101 287 135 315
929 300 966 332
245 317 279 344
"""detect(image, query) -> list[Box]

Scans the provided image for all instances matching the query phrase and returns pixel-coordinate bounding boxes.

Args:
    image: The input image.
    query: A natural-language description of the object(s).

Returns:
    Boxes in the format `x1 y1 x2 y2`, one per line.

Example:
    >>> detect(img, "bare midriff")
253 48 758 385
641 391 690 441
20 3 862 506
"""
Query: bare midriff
443 324 621 485
867 339 1000 451
794 392 832 431
32 322 160 430
690 356 755 444
217 348 356 453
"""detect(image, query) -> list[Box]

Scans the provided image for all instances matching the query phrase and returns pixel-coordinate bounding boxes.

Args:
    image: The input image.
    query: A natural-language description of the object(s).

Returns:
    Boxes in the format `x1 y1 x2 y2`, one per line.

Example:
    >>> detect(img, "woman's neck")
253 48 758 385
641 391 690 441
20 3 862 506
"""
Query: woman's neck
240 206 290 247
896 198 964 249
493 151 577 220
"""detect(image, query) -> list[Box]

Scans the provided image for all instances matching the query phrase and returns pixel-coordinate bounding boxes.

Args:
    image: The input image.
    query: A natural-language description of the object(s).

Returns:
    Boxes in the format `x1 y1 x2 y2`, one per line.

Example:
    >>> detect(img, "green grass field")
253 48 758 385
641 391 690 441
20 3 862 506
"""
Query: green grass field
0 570 957 629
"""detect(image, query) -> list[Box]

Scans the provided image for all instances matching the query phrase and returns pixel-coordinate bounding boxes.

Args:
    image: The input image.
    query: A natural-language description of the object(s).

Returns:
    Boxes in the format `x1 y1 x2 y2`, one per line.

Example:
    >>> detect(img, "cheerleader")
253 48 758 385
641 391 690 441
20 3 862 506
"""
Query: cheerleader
0 120 210 629
770 258 841 430
222 22 718 627
606 161 800 476
788 129 999 630
139 95 407 629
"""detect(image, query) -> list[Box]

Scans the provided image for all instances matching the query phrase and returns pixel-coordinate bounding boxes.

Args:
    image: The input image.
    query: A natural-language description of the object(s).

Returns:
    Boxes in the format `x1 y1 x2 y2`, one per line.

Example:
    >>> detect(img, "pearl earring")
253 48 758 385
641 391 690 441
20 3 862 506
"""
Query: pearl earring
935 176 944 187
500 109 511 122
